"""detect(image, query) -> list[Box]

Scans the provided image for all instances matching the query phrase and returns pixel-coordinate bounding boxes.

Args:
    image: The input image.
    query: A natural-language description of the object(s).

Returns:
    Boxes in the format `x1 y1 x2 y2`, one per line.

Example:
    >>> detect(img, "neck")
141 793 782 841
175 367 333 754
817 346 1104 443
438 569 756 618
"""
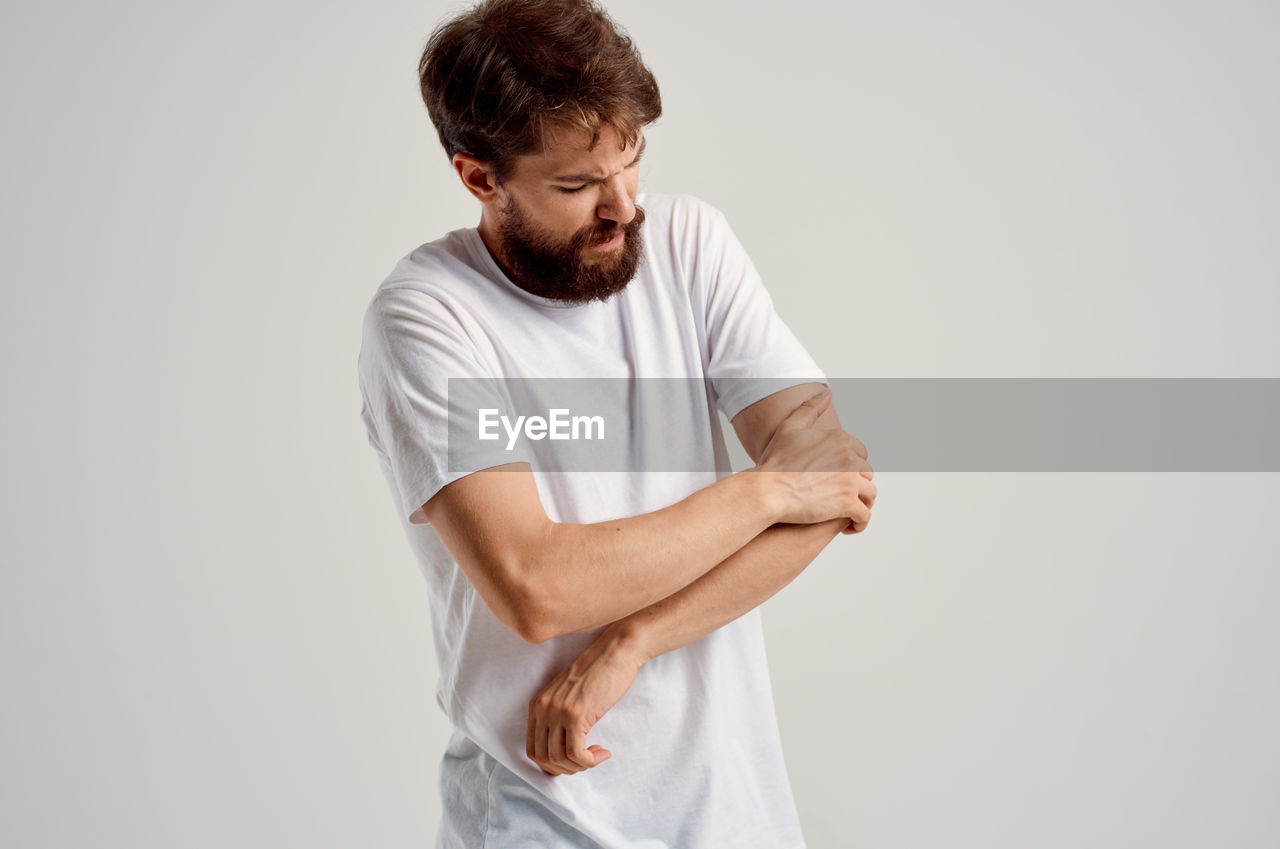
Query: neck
476 215 518 281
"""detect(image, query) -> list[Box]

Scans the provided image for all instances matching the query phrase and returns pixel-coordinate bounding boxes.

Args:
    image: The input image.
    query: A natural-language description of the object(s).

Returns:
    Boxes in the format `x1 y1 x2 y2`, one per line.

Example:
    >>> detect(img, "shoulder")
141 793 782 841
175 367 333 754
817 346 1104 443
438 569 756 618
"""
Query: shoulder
358 236 503 390
362 230 484 336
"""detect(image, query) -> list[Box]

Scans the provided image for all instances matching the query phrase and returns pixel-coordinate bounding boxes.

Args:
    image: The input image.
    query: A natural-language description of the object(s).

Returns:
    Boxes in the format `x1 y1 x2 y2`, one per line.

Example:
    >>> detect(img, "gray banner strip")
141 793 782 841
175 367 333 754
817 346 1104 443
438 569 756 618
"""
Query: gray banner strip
826 378 1280 472
446 378 1280 472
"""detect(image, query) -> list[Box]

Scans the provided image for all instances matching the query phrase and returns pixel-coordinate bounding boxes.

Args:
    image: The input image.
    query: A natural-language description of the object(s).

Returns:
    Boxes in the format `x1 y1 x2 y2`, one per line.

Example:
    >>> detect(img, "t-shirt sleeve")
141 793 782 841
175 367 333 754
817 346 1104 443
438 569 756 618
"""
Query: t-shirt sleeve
688 198 828 421
357 288 533 525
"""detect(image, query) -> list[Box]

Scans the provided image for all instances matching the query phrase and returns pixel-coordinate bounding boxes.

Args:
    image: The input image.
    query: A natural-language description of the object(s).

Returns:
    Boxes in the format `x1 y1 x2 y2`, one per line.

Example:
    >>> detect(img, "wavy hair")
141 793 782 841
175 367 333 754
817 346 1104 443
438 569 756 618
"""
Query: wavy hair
418 0 662 184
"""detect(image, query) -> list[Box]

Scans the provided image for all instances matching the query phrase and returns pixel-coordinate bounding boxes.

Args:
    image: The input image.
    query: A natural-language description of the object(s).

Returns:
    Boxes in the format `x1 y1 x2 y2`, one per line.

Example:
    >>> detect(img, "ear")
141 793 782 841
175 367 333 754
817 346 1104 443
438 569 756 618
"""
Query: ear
453 153 504 204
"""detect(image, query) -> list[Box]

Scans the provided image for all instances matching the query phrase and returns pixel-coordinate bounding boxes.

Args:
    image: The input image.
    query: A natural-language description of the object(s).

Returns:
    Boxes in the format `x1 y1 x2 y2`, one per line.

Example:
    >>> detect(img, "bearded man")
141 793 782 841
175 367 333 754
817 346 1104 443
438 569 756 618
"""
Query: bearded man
357 1 876 845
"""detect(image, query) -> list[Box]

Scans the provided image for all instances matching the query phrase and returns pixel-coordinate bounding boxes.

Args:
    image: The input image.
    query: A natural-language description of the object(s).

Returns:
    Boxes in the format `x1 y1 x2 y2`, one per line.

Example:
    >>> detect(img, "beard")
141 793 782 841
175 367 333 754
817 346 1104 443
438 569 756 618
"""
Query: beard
494 196 646 304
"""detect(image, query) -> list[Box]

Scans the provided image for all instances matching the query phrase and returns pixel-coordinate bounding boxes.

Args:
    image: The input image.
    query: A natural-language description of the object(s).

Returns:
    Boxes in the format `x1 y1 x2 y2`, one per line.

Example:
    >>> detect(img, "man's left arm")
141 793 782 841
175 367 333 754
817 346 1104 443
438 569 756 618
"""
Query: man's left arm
526 382 875 776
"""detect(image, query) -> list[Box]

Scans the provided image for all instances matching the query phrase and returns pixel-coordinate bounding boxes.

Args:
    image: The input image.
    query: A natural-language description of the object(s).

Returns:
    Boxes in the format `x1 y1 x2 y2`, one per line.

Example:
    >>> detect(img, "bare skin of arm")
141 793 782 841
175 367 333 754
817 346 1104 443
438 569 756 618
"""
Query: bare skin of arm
422 385 871 644
526 383 876 775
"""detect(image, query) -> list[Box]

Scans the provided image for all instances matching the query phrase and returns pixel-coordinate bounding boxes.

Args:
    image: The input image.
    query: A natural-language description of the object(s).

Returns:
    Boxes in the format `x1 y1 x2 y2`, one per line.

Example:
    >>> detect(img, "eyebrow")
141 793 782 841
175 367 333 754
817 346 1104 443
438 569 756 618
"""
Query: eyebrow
549 137 647 184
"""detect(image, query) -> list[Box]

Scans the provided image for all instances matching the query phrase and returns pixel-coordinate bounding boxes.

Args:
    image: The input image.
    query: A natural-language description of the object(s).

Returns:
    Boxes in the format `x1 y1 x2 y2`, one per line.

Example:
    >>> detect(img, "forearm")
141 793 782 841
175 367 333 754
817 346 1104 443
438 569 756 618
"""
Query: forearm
521 469 787 641
522 381 876 775
594 516 848 664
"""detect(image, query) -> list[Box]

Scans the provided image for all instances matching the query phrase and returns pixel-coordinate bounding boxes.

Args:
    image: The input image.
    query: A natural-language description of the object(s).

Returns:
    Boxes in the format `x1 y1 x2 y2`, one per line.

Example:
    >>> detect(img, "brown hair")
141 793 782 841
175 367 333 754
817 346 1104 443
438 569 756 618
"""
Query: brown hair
418 0 661 184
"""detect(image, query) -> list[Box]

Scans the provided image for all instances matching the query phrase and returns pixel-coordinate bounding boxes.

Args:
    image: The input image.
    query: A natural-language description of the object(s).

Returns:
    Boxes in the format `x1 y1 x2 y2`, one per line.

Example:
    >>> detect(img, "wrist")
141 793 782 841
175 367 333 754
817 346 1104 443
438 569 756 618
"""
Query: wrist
737 464 789 525
598 616 653 669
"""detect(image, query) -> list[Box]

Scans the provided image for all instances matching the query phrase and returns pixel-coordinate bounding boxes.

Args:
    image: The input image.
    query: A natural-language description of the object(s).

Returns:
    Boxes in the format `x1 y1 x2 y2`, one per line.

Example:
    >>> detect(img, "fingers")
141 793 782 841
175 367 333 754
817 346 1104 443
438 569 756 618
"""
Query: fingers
846 491 872 529
840 475 876 535
859 470 876 508
527 693 560 776
561 728 590 771
845 506 873 533
525 627 640 778
783 386 832 429
531 709 558 775
539 727 608 776
567 731 610 771
548 726 573 774
526 708 537 768
527 697 610 777
826 430 871 475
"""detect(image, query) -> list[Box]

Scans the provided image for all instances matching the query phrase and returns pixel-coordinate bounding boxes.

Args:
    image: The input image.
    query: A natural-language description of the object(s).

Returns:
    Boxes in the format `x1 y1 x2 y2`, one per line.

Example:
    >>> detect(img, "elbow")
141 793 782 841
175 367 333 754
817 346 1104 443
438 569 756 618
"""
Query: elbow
507 591 563 645
512 614 557 645
478 522 600 644
488 558 567 645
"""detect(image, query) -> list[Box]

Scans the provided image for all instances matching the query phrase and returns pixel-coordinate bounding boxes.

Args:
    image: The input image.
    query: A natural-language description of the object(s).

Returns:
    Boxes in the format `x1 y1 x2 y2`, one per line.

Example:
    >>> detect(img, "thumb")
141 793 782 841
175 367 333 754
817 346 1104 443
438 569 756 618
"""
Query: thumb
785 386 831 427
587 745 612 764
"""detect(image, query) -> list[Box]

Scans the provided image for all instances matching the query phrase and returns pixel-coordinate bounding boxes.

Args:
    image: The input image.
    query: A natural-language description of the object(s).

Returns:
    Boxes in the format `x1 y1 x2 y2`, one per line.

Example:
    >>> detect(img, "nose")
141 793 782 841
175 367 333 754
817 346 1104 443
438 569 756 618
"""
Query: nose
596 174 635 226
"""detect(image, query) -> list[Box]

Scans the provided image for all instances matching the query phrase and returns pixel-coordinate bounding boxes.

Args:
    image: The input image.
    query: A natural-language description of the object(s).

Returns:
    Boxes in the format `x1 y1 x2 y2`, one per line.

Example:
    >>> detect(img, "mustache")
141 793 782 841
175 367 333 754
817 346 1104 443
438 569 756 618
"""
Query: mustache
574 206 647 248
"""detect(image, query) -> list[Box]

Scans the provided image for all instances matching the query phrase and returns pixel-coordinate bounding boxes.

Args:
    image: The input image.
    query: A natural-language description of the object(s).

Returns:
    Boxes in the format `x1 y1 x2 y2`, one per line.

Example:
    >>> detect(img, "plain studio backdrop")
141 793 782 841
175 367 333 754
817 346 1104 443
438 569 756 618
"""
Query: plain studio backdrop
2 0 1277 846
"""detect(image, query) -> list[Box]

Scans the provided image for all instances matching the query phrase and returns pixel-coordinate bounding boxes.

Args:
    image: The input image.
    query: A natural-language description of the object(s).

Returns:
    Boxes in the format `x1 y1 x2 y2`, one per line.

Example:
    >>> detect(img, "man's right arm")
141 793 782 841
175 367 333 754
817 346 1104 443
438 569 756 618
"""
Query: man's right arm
422 387 865 643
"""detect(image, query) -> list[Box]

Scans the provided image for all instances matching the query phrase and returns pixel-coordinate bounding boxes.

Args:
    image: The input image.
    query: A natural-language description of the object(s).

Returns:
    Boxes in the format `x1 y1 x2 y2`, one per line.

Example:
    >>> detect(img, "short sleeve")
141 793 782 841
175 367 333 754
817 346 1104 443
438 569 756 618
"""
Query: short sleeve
688 199 828 421
357 288 533 525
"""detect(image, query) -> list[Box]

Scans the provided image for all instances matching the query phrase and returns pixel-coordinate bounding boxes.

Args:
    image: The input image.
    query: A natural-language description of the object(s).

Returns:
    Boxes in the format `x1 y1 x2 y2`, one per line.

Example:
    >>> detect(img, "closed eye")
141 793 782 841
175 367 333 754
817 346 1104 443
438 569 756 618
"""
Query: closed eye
551 138 645 194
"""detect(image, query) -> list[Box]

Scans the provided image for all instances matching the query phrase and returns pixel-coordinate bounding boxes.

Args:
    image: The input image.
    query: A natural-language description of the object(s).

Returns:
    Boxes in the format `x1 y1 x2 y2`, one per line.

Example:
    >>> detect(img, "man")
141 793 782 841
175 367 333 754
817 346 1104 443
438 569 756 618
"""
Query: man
356 0 876 845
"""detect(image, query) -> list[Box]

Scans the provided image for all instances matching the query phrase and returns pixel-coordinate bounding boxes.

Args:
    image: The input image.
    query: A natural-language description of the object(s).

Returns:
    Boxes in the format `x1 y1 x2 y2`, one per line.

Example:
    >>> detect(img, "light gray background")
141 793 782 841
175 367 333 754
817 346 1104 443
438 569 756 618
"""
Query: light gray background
2 0 1277 847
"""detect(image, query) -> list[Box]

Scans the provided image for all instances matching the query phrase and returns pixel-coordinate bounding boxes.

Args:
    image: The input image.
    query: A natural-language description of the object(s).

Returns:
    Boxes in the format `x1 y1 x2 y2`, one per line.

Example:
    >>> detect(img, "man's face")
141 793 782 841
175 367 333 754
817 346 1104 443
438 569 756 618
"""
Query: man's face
487 123 646 303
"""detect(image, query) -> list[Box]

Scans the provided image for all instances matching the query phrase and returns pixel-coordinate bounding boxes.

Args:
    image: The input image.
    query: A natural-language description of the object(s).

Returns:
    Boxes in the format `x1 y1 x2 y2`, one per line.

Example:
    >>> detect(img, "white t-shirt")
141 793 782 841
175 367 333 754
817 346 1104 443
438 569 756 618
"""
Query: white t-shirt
357 192 826 848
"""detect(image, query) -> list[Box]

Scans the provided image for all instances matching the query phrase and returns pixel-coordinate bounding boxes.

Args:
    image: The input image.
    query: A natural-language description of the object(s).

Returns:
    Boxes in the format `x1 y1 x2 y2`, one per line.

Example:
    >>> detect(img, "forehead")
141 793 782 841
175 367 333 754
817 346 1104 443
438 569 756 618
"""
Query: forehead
514 122 641 179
